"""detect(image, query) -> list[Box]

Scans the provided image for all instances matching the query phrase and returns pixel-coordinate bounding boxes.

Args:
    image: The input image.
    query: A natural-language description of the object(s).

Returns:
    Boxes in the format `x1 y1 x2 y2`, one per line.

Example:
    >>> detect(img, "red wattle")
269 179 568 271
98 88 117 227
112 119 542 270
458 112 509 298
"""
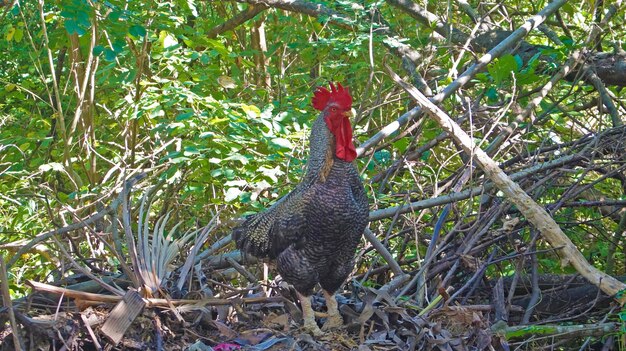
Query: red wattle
329 116 356 162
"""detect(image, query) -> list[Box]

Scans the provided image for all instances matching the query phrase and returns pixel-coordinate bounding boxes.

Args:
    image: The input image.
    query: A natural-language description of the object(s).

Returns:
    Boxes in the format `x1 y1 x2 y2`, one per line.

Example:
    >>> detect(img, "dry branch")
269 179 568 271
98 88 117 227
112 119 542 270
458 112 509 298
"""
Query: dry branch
207 4 267 38
385 0 468 43
27 280 286 307
388 68 626 303
363 228 404 277
368 151 584 221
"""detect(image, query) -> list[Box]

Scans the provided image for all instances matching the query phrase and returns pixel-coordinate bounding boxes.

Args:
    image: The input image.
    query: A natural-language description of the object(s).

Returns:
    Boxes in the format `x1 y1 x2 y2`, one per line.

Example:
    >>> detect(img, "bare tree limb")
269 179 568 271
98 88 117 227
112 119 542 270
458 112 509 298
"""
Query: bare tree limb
582 65 623 127
233 0 354 30
385 0 468 43
388 68 626 303
369 150 586 221
207 4 267 39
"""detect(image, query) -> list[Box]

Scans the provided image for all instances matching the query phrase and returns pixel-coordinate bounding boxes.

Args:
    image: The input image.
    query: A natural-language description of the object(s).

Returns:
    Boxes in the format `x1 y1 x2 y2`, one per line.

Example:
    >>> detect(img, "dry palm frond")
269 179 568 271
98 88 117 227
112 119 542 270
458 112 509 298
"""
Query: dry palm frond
123 191 199 296
176 211 220 291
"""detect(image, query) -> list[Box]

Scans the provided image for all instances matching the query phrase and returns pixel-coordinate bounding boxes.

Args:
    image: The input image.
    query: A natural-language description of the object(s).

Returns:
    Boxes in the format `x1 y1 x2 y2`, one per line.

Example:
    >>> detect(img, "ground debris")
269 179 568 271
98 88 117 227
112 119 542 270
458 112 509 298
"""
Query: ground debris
2 267 620 351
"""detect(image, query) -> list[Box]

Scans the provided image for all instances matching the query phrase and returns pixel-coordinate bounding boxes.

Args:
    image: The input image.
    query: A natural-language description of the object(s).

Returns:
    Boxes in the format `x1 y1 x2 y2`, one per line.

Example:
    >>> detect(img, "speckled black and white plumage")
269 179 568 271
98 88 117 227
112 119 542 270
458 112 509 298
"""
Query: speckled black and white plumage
233 104 369 297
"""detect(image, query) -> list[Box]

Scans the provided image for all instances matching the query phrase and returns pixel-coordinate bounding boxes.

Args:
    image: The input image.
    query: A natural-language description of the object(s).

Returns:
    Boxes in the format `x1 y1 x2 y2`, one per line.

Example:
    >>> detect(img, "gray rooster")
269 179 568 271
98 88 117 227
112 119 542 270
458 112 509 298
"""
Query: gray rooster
233 83 369 335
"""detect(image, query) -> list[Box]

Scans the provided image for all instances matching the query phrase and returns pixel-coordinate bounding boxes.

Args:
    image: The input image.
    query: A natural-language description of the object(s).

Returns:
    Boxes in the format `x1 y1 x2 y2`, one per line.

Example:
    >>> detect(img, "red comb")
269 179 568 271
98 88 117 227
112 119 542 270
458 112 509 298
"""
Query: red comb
312 82 352 111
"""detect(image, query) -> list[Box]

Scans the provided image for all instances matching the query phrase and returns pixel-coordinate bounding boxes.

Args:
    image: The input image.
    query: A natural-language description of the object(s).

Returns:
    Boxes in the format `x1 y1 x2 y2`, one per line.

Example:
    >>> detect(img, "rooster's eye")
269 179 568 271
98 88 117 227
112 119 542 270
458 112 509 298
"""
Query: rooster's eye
331 107 337 112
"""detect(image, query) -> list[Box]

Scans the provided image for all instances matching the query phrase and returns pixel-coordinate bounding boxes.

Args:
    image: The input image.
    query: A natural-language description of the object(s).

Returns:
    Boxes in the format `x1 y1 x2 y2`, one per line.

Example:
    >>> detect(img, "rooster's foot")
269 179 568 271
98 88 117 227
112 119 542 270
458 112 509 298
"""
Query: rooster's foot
303 320 324 336
321 290 343 331
321 313 343 331
299 292 324 336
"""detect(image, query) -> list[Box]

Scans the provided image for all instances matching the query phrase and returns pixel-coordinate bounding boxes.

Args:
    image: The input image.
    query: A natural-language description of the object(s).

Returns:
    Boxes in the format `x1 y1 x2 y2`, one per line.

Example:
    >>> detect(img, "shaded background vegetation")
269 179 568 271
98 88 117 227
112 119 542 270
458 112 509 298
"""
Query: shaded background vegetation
1 0 625 349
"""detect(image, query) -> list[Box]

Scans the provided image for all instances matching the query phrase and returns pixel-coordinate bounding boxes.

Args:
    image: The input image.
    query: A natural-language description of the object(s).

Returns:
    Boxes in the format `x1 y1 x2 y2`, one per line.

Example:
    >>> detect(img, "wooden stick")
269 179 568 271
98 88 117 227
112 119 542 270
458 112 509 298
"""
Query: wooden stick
363 228 404 277
27 280 286 307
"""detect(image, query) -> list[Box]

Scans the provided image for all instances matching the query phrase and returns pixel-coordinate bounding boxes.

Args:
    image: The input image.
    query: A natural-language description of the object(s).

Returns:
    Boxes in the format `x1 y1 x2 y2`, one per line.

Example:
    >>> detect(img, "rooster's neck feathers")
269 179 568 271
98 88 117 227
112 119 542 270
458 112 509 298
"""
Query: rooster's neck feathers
307 83 356 173
305 115 335 183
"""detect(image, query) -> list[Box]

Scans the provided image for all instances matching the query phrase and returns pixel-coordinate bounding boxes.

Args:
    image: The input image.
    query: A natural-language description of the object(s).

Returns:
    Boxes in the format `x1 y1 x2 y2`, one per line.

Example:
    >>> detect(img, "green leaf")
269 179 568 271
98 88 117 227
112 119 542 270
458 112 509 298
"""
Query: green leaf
487 54 518 85
64 19 79 35
176 112 194 121
76 11 91 28
224 187 241 202
13 28 23 42
206 39 229 56
392 138 409 153
225 154 249 165
129 25 147 37
241 104 260 118
561 37 574 48
104 48 118 61
5 26 15 41
486 87 499 102
93 45 105 55
185 0 199 16
39 162 64 172
270 138 292 149
169 156 190 164
183 146 200 156
513 54 523 70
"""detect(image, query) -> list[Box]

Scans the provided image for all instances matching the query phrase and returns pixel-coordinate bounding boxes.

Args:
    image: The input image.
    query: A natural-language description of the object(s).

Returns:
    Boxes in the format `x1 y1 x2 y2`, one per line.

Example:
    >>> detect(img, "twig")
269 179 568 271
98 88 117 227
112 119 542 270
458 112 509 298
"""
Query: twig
153 314 163 350
369 151 584 222
80 313 102 350
49 235 124 296
385 0 467 43
493 278 508 323
453 249 498 304
197 233 233 261
583 66 622 127
225 256 258 283
496 322 618 340
417 286 454 316
522 232 541 324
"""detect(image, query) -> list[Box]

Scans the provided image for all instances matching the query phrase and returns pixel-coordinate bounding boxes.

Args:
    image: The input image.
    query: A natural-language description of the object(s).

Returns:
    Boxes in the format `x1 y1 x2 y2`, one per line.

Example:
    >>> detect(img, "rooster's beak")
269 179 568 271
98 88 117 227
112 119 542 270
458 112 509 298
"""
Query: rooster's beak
343 110 354 119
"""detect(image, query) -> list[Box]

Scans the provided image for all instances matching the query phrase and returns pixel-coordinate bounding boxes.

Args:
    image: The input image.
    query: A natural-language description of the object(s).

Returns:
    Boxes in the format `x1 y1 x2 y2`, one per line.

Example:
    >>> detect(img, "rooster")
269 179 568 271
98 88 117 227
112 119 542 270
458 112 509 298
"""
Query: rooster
233 83 369 335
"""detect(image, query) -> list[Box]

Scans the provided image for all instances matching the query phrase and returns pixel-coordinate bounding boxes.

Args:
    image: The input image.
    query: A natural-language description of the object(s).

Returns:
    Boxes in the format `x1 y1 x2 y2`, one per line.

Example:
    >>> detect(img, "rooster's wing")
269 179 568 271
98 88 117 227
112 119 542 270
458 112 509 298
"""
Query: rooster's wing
233 184 309 259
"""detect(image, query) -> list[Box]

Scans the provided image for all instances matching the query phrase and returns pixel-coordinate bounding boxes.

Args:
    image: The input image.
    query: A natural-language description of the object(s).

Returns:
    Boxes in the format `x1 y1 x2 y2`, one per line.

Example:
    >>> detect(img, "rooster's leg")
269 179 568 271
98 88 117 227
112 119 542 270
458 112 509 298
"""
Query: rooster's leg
321 290 344 330
297 291 323 336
